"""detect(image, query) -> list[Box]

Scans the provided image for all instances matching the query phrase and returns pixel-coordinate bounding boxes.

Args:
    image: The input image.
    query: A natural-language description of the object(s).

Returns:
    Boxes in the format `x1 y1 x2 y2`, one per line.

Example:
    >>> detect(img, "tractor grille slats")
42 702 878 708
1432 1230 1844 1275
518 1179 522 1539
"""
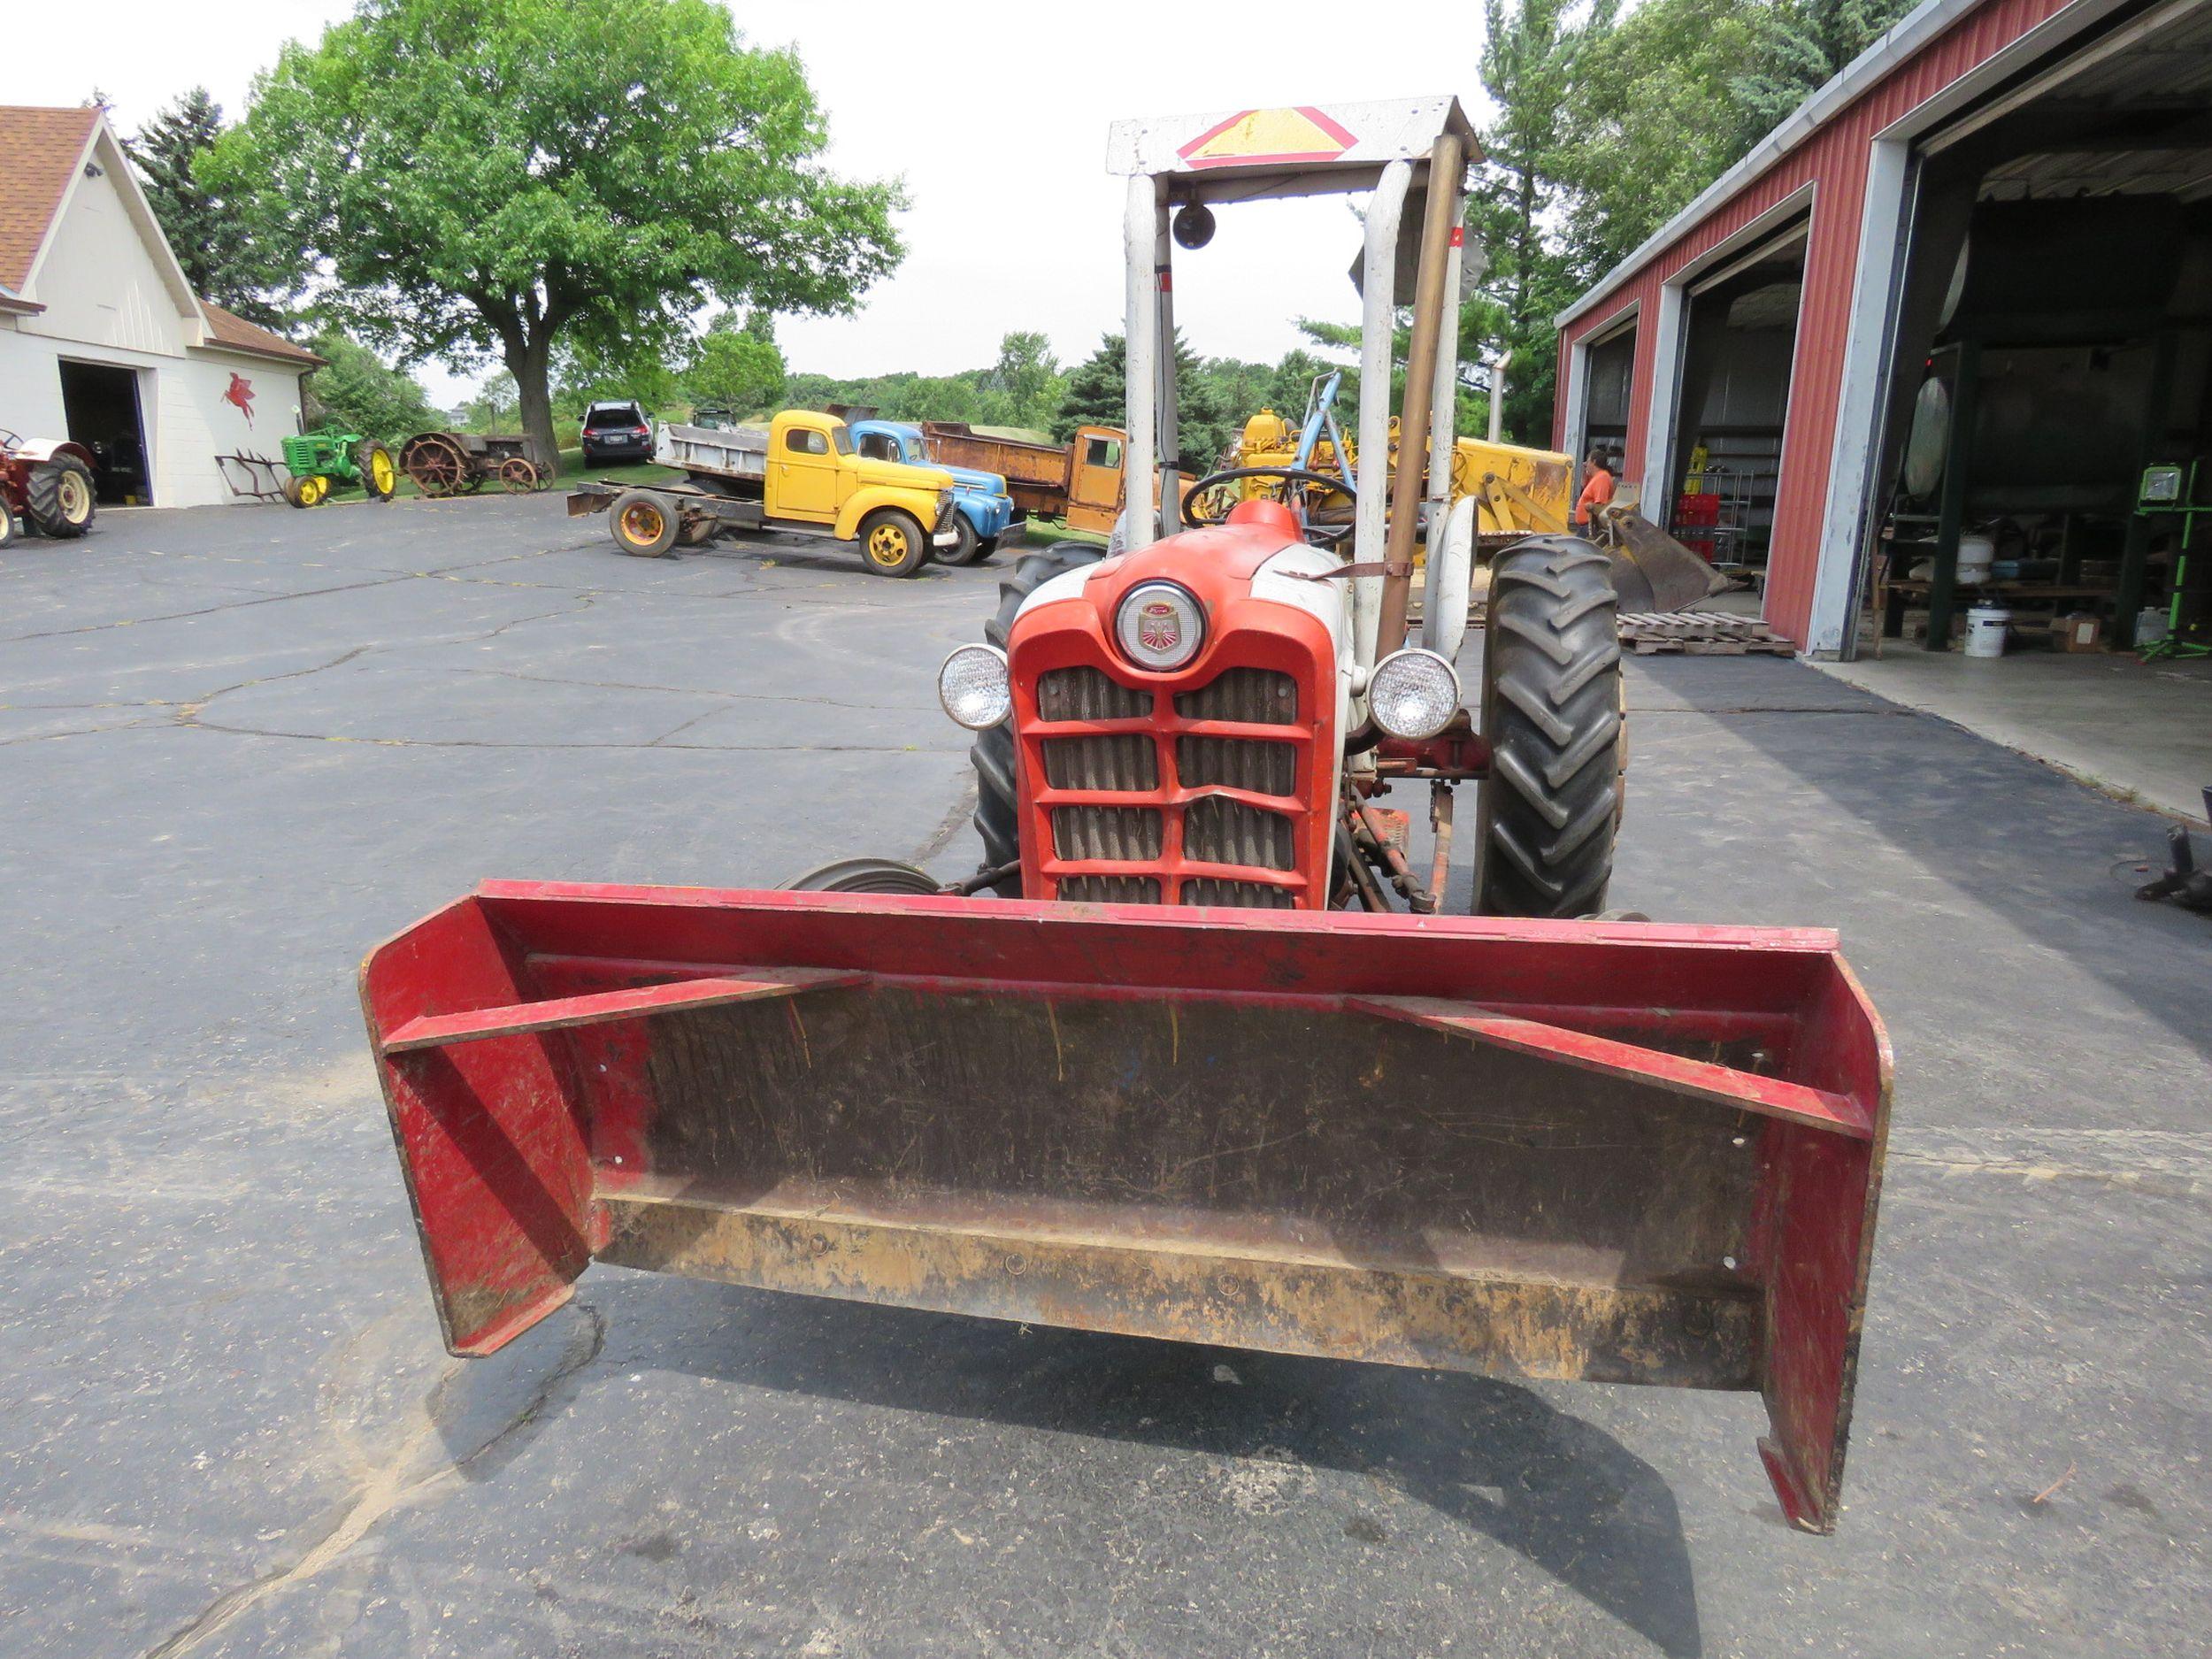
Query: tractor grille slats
1058 876 1163 903
1184 796 1296 872
1175 667 1297 724
1039 666 1150 721
1052 806 1164 862
1177 736 1296 797
1041 734 1158 791
1181 879 1296 909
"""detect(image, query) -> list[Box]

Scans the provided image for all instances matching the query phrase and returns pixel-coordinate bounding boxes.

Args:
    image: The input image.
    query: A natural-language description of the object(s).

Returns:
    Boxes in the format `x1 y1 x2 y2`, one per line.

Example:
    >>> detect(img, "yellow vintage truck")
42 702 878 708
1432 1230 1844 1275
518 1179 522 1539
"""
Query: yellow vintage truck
569 409 962 578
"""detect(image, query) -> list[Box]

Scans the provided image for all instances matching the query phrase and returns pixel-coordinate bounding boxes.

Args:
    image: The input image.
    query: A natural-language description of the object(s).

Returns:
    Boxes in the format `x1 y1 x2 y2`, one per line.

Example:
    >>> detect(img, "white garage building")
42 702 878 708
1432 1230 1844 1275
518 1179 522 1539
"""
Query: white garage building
0 104 322 510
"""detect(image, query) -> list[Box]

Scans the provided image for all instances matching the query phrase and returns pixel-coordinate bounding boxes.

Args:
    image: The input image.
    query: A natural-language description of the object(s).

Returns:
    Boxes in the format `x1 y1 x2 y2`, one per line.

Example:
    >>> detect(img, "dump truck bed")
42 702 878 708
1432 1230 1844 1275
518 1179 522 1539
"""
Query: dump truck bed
655 422 769 481
363 884 1889 1532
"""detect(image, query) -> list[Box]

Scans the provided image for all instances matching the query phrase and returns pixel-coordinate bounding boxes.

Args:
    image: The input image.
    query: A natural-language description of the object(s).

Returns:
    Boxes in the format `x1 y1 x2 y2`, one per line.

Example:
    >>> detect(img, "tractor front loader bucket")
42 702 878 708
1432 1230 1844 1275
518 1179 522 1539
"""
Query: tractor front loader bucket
362 884 1890 1532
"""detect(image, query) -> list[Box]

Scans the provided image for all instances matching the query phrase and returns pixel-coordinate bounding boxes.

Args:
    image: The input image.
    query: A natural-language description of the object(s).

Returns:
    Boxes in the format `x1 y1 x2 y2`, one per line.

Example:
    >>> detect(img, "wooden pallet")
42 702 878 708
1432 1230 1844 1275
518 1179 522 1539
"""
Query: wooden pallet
1617 611 1795 655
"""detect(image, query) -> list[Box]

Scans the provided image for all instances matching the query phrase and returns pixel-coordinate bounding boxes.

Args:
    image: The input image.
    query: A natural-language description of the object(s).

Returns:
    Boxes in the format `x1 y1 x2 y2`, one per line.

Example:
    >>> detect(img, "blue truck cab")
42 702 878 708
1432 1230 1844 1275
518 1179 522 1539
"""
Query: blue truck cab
849 419 1015 565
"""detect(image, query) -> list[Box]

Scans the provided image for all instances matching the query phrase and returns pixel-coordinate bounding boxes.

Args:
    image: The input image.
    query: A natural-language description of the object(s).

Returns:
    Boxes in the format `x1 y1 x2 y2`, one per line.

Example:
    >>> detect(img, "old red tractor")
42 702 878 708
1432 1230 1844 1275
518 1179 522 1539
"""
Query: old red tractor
361 98 1890 1533
0 429 97 545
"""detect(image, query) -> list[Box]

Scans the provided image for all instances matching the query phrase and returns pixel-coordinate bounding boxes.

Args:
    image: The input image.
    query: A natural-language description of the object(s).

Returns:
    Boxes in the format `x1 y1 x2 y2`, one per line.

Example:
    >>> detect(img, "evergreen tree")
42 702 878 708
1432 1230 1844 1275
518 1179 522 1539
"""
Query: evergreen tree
127 88 288 326
1055 331 1231 469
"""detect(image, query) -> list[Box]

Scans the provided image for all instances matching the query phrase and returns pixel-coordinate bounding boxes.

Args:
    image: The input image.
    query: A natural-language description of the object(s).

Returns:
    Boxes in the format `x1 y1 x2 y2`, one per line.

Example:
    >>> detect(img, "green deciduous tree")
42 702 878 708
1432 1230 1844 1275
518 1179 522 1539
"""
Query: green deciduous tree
205 0 903 469
127 88 290 326
685 313 788 419
303 332 441 443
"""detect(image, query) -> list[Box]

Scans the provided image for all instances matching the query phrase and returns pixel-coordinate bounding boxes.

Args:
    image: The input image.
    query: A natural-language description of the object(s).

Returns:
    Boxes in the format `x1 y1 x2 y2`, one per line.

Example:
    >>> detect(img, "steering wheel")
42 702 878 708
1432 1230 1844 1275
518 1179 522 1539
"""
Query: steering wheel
1180 465 1357 544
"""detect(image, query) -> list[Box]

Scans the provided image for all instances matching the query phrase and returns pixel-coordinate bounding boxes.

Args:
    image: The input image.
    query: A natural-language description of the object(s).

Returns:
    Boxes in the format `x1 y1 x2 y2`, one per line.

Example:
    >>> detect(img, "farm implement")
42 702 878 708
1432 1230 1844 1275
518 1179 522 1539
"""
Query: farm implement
365 97 1892 1533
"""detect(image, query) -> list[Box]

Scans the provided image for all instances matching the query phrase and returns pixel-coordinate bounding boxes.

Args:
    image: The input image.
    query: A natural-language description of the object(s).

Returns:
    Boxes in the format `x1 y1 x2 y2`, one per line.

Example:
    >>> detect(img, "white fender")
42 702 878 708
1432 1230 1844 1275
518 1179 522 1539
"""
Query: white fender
1420 495 1478 661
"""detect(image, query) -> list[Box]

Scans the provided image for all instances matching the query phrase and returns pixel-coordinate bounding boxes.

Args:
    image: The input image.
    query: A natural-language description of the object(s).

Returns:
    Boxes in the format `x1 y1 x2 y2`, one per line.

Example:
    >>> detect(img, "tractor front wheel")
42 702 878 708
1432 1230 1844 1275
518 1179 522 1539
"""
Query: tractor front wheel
282 474 329 509
357 440 397 501
0 500 15 548
27 457 96 537
857 509 929 578
971 541 1105 894
1472 535 1624 918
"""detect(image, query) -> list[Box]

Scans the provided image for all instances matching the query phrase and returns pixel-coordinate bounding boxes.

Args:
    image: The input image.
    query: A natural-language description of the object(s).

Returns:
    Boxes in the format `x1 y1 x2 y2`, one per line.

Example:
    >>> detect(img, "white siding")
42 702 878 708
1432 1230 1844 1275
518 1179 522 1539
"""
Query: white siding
0 321 70 436
17 153 193 360
157 352 308 507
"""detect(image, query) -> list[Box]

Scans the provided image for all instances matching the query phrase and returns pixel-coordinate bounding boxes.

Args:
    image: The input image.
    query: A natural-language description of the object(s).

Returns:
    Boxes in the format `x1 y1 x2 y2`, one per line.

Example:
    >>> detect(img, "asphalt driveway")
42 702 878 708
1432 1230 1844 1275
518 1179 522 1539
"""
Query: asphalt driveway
2 495 2205 1657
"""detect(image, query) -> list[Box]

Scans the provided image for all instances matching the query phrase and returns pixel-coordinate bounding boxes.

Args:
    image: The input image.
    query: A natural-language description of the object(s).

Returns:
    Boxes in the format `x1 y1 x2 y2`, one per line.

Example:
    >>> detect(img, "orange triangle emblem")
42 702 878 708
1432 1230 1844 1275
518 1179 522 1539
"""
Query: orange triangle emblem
1179 106 1357 169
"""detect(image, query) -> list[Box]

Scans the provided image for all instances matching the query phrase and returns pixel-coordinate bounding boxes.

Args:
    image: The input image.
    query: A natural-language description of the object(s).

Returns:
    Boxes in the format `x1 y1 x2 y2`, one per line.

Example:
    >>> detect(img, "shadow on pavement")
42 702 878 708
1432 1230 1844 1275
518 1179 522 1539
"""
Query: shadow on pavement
580 1280 1706 1656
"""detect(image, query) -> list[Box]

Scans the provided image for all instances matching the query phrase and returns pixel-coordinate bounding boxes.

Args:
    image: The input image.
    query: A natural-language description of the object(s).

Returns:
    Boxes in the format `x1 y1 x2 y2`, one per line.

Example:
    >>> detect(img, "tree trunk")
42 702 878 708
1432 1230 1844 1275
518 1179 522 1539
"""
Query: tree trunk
508 332 560 475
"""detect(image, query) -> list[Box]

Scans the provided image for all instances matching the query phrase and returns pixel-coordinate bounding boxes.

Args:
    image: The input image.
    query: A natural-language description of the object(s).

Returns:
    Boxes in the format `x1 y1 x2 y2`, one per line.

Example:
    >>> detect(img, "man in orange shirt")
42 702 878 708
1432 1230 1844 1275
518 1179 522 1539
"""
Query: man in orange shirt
1574 449 1616 532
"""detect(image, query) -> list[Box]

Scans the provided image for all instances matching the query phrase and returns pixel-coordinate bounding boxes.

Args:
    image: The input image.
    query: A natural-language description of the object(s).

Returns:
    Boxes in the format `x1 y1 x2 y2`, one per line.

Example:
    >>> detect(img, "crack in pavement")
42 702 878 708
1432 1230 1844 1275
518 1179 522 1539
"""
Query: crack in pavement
449 663 914 712
141 1303 607 1659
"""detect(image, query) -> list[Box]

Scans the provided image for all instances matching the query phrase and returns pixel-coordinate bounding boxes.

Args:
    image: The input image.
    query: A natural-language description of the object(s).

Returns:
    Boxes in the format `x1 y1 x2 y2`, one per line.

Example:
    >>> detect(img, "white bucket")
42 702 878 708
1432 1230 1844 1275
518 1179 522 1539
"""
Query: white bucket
1964 606 2011 658
1956 533 1995 583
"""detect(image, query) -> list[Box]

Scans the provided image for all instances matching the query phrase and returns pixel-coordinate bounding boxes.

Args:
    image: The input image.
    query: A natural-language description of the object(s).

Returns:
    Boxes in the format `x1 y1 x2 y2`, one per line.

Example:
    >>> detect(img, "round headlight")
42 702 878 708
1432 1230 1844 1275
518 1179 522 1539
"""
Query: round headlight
1368 648 1461 740
938 643 1011 730
1114 580 1205 672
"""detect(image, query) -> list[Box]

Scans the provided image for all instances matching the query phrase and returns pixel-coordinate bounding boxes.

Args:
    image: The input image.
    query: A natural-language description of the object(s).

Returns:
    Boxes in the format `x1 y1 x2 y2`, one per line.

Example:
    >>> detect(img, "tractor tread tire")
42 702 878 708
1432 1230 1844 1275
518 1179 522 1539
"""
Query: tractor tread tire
27 457 96 538
1474 535 1623 918
972 541 1104 893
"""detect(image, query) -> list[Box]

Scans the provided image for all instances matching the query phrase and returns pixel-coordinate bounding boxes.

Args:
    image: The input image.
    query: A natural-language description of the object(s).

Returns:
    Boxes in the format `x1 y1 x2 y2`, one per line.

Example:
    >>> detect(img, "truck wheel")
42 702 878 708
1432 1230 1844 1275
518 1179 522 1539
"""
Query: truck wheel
858 509 928 577
27 457 96 537
971 541 1105 895
357 440 397 501
1472 535 1623 918
610 489 680 557
941 515 988 566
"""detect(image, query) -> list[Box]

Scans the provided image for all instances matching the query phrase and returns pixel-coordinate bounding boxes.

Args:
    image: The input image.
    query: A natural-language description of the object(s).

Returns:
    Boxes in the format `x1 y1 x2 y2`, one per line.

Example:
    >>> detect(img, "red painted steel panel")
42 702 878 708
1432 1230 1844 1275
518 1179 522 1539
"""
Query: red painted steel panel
362 883 1894 1530
1553 0 2083 643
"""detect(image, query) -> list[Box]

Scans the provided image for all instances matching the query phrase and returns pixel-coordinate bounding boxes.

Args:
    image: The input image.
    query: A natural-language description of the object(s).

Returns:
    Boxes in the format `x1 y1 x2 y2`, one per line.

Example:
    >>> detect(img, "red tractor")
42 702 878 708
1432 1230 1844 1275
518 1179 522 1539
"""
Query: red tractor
361 99 1891 1533
0 429 98 545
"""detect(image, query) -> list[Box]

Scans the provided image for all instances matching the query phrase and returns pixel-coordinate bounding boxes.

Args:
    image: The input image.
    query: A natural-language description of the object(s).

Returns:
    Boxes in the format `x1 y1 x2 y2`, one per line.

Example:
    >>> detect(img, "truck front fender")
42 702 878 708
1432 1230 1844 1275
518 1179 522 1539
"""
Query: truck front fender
833 487 940 541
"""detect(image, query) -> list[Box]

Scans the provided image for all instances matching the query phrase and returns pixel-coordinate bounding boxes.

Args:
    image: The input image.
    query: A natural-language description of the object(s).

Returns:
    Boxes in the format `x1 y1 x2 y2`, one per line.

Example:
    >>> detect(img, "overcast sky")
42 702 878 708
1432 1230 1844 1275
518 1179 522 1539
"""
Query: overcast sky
6 2 1489 406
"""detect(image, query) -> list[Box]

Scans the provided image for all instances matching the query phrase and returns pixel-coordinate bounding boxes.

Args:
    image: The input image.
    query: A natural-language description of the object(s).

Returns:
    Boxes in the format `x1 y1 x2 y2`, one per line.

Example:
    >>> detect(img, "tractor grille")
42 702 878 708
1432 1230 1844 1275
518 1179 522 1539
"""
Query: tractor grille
1184 796 1295 872
1178 735 1296 796
1175 668 1297 724
1040 666 1149 721
1025 657 1314 909
1041 734 1157 791
1058 875 1163 903
1182 879 1297 909
1051 805 1163 862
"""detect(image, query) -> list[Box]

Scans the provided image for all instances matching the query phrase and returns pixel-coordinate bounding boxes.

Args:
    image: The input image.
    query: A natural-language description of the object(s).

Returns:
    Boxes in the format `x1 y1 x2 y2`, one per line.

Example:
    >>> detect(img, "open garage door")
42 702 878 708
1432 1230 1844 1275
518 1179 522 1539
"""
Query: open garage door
58 360 152 507
1824 0 2212 827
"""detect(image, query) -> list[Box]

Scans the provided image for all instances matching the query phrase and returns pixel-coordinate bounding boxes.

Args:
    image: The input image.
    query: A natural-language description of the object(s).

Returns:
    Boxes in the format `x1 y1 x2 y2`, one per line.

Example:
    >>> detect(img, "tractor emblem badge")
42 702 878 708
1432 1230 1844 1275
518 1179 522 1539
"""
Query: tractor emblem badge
1138 600 1182 654
223 373 256 426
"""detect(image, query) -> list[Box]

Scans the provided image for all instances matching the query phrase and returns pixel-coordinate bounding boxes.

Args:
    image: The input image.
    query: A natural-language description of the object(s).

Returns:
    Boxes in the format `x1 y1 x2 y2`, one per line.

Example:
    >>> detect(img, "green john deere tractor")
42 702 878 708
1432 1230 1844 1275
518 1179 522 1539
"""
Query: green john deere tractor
279 427 398 508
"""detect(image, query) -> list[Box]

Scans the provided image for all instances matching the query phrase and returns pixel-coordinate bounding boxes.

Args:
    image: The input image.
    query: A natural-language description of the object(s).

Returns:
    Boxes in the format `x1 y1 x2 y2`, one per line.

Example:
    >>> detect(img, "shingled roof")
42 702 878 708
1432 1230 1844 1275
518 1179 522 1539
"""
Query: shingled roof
0 104 99 293
198 302 326 368
0 104 322 366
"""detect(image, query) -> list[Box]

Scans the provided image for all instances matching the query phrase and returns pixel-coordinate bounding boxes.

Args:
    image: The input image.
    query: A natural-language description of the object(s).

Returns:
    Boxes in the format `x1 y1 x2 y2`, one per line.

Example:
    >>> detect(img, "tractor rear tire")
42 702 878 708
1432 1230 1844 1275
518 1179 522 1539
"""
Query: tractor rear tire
1472 534 1624 918
27 457 96 538
971 541 1104 895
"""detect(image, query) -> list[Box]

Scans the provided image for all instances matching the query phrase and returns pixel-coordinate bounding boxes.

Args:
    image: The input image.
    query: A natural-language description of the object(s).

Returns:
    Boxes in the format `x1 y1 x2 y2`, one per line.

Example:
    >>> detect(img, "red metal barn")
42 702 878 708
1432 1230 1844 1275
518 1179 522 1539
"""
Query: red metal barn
1553 0 2212 656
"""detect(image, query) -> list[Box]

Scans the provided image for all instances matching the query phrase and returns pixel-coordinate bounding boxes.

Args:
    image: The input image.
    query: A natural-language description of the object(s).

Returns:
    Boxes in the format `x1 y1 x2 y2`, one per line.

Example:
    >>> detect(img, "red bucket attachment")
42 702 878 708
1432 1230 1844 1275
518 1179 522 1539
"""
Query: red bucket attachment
362 884 1890 1532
